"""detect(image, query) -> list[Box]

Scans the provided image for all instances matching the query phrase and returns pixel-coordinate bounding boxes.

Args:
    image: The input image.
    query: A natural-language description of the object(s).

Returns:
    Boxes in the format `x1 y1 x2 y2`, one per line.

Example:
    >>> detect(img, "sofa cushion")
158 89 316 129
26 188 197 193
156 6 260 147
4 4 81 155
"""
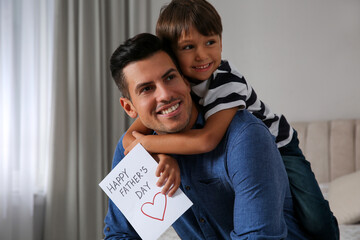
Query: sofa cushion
319 183 329 200
330 120 356 180
328 171 360 224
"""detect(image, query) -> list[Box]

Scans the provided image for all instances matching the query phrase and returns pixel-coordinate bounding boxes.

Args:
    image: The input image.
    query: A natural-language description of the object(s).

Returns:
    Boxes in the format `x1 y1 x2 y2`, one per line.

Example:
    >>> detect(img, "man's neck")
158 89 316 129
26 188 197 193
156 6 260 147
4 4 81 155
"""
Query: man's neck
184 102 199 131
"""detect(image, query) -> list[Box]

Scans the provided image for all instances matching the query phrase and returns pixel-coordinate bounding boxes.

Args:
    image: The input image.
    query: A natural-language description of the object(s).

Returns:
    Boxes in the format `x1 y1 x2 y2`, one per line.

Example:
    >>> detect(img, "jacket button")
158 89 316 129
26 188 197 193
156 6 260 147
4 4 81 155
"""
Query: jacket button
106 227 110 231
199 218 205 223
185 185 190 190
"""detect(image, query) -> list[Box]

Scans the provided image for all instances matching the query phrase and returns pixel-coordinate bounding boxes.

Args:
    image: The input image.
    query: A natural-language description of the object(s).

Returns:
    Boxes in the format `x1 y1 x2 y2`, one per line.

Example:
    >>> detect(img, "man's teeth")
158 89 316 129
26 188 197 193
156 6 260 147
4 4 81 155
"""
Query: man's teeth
195 63 210 69
161 103 179 114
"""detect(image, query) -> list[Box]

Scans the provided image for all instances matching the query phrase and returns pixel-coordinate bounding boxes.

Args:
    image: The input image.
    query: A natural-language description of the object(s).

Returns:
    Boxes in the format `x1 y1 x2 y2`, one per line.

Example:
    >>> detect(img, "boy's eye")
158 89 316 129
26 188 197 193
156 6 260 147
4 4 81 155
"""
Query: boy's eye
206 40 216 46
182 45 193 50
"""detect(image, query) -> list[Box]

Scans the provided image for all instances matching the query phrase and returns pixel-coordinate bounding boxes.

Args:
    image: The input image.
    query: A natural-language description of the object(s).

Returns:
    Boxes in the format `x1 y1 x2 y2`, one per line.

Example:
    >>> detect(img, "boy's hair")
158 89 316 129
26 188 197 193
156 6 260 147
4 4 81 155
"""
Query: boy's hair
110 33 180 99
156 0 222 47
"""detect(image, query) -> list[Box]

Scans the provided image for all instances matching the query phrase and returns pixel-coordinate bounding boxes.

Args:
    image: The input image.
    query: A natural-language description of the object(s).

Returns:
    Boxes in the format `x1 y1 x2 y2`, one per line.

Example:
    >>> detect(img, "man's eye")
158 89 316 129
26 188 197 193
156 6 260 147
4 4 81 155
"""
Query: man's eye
140 86 153 93
166 74 175 81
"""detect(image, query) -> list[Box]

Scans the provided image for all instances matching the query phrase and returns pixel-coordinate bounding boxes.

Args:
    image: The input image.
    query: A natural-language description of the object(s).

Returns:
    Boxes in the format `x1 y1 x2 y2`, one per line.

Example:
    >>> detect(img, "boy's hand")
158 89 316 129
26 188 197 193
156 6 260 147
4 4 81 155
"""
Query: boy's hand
124 131 144 155
152 154 181 197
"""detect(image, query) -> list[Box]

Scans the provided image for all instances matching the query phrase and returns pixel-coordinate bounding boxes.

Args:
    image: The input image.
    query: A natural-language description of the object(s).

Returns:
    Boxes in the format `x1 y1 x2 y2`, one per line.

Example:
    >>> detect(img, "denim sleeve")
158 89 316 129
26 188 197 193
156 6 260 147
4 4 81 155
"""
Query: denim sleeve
103 136 141 240
226 123 288 240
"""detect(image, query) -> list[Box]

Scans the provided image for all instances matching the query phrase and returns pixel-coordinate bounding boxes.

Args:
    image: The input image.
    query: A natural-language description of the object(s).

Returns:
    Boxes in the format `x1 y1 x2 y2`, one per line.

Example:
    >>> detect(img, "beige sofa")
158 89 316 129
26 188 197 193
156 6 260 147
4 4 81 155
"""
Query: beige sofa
160 119 360 240
292 119 360 239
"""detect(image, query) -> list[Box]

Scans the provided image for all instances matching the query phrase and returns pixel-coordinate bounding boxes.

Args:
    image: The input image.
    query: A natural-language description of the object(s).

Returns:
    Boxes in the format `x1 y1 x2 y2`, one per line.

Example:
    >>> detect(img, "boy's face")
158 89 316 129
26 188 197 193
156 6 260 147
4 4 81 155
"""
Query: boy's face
120 51 195 135
173 26 222 82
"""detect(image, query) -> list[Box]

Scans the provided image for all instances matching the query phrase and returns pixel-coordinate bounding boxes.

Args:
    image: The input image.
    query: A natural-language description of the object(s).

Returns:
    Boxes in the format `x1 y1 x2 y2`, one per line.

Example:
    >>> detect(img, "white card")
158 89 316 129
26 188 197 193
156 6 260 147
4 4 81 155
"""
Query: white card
99 144 193 240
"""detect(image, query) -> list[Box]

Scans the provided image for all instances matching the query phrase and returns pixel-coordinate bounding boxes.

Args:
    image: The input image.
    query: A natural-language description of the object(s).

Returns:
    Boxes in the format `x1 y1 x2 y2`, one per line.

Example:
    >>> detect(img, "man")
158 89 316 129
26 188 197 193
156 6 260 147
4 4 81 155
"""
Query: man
104 33 308 239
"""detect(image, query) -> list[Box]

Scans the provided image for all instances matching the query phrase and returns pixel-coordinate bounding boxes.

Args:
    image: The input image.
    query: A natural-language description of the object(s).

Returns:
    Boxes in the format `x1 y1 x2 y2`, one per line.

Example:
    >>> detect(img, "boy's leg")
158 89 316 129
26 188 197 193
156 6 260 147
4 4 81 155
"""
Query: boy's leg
279 131 339 240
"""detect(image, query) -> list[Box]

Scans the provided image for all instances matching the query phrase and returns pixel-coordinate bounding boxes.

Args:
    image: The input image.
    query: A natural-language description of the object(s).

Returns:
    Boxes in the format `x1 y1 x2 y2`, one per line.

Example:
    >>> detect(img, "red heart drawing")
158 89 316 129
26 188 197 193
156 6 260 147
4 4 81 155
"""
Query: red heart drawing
141 192 167 221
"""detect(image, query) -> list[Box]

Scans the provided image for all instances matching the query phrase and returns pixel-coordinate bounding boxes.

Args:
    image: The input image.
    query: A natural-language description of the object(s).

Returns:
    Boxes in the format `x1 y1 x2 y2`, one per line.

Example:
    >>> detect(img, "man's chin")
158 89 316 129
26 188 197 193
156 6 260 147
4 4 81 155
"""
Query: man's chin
156 125 187 135
155 120 190 135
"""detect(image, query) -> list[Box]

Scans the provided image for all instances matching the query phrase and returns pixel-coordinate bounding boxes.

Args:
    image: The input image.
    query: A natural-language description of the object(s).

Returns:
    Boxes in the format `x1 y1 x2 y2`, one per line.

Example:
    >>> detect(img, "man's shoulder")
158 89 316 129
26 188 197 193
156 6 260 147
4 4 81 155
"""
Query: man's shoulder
112 134 126 169
227 110 270 139
231 110 263 127
224 110 277 153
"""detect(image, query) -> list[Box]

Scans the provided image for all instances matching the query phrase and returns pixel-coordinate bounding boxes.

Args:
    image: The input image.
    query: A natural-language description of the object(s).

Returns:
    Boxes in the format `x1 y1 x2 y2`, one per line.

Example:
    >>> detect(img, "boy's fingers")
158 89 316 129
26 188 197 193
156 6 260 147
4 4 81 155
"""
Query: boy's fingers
156 171 168 187
167 179 180 197
124 141 138 155
161 176 174 195
132 131 144 139
155 164 164 177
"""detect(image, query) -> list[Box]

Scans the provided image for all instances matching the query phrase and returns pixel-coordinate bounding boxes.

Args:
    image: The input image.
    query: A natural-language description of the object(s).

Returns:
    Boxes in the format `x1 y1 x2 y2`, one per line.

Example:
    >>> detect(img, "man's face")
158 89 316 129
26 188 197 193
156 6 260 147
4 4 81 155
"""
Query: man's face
120 51 194 135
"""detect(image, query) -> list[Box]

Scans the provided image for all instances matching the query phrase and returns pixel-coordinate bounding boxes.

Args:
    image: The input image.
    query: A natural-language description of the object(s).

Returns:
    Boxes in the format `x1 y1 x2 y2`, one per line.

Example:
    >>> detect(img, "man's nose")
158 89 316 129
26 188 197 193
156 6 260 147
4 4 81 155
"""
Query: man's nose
155 83 172 102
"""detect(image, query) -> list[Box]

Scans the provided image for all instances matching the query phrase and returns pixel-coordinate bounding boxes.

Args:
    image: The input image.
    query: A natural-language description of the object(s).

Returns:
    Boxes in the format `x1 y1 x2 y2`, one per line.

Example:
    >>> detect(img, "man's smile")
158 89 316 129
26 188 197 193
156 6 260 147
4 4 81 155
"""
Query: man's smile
156 100 182 117
159 103 180 115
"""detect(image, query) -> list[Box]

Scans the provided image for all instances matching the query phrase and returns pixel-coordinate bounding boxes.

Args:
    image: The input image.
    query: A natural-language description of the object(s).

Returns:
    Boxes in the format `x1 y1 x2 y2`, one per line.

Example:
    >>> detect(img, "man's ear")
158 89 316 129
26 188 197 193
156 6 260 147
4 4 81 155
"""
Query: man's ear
120 97 138 118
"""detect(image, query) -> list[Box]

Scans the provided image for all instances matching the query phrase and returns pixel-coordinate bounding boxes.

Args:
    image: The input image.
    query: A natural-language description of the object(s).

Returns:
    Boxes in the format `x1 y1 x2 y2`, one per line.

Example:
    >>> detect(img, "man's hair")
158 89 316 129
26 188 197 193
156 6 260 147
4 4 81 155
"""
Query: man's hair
110 33 180 99
156 0 223 47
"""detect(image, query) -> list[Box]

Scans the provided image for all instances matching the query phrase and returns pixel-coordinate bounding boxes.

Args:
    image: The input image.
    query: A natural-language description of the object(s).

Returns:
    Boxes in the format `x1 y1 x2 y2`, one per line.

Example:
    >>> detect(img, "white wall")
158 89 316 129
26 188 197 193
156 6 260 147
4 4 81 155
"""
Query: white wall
150 0 360 122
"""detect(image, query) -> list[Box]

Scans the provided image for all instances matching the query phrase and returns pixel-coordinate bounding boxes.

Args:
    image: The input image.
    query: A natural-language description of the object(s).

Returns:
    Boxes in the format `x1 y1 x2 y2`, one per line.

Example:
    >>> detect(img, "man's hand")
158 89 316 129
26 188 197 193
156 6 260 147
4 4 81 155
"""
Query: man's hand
152 154 181 197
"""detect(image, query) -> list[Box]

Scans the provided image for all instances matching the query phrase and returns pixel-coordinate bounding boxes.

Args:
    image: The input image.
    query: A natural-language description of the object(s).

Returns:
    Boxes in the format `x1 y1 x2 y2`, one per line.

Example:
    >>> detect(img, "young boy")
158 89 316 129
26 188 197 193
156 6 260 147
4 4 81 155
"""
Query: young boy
123 0 339 239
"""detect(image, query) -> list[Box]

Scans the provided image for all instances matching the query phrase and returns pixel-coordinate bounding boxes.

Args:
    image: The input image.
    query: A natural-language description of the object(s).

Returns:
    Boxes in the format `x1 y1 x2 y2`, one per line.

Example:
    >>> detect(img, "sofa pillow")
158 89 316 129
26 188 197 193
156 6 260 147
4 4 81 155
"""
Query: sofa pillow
328 171 360 224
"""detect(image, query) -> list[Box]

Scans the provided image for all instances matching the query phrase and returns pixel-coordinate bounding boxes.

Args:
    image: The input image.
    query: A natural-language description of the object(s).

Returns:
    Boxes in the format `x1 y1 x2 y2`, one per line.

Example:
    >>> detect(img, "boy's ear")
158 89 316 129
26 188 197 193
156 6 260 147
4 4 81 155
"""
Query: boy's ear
120 97 138 118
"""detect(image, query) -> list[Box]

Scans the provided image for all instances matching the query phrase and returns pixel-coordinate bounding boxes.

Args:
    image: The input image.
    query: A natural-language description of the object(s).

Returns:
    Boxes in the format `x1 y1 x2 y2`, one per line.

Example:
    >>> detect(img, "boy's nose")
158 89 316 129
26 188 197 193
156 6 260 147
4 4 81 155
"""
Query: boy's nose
195 47 207 61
